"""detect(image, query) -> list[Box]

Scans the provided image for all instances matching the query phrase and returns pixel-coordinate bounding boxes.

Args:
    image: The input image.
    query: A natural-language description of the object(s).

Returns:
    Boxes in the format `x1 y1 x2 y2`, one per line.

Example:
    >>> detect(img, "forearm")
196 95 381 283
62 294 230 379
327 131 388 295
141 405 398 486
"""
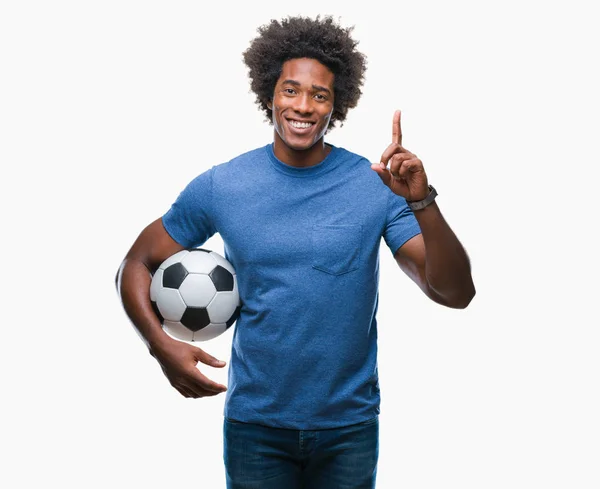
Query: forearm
115 259 172 351
413 202 475 308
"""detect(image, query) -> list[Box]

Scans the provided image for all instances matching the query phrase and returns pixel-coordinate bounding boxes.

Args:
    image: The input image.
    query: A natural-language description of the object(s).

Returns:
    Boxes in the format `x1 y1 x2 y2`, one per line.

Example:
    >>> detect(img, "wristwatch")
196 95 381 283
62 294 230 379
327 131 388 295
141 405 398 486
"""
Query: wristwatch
407 185 437 211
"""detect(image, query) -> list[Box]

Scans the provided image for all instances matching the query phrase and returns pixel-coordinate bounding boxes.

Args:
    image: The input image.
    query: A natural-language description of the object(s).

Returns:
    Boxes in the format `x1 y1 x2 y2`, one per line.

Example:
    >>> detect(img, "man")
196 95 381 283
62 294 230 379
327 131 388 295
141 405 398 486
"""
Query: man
116 14 475 489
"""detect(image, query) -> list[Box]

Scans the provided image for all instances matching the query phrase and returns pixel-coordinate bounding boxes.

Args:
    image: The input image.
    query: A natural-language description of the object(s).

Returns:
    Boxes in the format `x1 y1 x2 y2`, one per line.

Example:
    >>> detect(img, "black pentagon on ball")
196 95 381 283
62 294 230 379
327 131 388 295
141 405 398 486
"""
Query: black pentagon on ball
162 262 188 289
180 307 211 332
226 305 242 328
151 300 164 323
210 265 234 291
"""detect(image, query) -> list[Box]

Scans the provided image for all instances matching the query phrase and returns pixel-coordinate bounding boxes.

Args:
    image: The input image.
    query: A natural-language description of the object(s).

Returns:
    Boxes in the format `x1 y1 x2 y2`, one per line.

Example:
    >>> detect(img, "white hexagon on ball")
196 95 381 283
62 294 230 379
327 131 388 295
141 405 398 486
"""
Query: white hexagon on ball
163 320 194 342
150 268 164 302
211 251 236 275
155 288 186 322
179 274 217 307
159 250 189 270
208 292 239 323
194 323 229 342
181 250 217 273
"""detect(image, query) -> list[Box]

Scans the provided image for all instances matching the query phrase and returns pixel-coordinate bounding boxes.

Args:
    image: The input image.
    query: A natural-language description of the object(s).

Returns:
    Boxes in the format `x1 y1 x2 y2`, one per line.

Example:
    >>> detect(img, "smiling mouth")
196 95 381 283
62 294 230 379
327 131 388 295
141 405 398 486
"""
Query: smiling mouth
287 119 315 132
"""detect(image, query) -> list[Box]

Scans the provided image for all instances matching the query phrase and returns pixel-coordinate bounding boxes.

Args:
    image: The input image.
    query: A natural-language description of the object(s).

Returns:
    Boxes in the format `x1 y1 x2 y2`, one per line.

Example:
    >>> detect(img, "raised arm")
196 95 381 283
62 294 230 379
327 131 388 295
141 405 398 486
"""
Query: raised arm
393 211 475 309
371 110 475 309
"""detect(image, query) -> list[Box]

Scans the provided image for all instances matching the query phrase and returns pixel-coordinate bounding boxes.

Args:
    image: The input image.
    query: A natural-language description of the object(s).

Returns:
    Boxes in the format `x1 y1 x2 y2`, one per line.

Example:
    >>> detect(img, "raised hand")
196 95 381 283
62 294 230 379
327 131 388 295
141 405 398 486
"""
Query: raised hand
371 110 429 202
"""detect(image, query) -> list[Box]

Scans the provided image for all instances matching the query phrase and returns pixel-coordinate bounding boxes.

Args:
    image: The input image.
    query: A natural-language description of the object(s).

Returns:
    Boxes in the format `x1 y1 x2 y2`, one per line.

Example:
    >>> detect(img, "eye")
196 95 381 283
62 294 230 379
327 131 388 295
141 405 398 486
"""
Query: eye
283 88 296 95
314 94 327 101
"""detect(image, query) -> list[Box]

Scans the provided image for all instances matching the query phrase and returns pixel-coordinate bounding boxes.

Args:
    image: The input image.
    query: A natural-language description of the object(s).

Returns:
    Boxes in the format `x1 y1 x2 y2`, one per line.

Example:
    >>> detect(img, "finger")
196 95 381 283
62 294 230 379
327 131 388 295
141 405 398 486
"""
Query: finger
392 109 402 146
193 347 227 368
388 153 416 178
195 388 224 398
393 158 423 181
177 386 194 398
182 382 223 398
370 163 393 187
380 142 410 167
397 158 419 180
188 368 228 393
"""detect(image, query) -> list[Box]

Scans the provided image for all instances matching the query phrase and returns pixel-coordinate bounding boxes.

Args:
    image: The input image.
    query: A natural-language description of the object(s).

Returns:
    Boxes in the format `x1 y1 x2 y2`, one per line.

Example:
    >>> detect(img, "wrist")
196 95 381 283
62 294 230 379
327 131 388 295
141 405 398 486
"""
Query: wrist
407 185 437 211
148 330 175 354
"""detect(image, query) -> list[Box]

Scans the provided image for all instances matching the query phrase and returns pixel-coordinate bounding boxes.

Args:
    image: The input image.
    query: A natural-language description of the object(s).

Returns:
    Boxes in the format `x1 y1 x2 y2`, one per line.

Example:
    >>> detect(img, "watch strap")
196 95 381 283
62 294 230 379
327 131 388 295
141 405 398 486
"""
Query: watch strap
407 185 437 211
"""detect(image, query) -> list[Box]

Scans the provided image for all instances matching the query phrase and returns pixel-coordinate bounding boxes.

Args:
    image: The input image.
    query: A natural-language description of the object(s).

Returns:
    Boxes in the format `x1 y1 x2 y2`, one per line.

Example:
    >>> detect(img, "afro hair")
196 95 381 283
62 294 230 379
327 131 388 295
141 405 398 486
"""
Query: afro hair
243 15 367 132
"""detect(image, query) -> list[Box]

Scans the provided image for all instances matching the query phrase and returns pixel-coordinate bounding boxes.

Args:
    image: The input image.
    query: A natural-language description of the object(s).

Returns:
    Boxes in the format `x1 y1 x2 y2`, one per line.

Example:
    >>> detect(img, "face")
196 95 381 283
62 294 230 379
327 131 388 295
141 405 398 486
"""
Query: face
267 58 335 151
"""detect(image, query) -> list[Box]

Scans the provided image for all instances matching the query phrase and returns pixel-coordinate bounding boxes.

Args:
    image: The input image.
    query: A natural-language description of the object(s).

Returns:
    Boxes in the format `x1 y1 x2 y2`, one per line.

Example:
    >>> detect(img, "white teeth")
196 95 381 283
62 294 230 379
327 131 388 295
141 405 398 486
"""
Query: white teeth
289 120 313 129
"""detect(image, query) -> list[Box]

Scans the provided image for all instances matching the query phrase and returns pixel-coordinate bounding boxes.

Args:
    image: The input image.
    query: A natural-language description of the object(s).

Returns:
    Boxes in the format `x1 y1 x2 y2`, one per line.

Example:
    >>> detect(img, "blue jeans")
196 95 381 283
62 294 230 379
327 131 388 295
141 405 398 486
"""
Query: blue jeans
223 415 379 489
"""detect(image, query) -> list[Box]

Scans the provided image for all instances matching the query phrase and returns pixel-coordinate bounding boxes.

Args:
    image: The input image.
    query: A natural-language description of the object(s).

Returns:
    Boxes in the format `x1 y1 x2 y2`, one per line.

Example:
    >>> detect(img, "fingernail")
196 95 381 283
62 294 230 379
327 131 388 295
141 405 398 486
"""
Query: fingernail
380 162 386 169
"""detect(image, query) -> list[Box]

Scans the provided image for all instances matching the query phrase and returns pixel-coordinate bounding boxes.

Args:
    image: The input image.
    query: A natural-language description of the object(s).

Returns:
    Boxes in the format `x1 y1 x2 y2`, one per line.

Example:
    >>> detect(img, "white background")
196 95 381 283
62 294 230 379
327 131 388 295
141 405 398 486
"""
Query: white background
1 0 598 488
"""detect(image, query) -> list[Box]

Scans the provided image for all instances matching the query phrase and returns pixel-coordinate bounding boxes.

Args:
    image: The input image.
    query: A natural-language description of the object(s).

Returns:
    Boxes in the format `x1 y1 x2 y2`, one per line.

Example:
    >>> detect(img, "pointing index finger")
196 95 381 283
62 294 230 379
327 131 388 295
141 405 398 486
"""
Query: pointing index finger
392 109 402 146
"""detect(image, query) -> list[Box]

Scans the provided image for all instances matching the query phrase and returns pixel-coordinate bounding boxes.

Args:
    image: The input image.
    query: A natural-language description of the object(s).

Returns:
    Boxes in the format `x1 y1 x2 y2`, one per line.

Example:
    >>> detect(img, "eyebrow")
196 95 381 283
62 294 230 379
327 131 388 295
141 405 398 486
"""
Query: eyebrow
281 79 332 95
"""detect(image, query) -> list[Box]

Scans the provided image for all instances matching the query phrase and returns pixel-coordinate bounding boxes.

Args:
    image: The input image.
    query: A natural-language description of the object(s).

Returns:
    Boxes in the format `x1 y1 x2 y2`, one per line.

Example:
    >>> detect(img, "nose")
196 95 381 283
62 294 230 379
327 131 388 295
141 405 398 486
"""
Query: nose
293 93 314 115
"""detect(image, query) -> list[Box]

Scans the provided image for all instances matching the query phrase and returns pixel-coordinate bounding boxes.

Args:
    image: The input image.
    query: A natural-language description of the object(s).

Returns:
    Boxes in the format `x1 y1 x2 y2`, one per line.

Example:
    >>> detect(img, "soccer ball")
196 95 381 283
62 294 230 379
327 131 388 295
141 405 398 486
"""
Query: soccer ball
150 248 241 342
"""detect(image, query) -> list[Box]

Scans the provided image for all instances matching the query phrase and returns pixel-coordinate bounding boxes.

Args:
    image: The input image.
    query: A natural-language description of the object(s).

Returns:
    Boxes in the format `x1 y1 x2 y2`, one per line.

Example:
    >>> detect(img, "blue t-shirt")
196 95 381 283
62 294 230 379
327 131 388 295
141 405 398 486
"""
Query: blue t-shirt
162 142 421 429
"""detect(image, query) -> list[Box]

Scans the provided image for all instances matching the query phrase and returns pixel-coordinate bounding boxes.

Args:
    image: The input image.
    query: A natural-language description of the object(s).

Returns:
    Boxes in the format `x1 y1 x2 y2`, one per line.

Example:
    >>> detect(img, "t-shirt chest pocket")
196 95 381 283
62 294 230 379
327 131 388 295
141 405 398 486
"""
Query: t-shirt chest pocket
311 224 363 276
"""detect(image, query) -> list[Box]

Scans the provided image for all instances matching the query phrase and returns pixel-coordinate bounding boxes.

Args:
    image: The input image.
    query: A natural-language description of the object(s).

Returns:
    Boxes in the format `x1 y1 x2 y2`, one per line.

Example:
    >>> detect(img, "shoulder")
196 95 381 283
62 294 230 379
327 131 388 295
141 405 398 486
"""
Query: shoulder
334 144 392 189
179 145 269 187
214 144 269 174
331 144 367 165
333 145 376 174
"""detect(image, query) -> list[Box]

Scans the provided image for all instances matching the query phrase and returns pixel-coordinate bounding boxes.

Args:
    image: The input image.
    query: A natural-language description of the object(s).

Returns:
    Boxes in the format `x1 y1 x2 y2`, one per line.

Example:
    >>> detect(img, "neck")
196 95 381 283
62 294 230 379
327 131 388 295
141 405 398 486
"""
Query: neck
272 134 331 168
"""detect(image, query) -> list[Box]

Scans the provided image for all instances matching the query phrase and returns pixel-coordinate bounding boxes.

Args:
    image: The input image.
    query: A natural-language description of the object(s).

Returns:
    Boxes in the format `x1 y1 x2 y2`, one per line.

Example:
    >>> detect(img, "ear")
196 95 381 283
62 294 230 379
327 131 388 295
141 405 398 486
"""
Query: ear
266 99 272 110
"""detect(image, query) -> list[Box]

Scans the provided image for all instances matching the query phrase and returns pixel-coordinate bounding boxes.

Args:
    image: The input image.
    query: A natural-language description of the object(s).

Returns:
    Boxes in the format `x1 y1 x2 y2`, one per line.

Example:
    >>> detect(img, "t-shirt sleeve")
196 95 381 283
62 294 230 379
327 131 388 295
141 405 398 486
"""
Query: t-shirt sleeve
161 167 217 248
383 190 422 255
